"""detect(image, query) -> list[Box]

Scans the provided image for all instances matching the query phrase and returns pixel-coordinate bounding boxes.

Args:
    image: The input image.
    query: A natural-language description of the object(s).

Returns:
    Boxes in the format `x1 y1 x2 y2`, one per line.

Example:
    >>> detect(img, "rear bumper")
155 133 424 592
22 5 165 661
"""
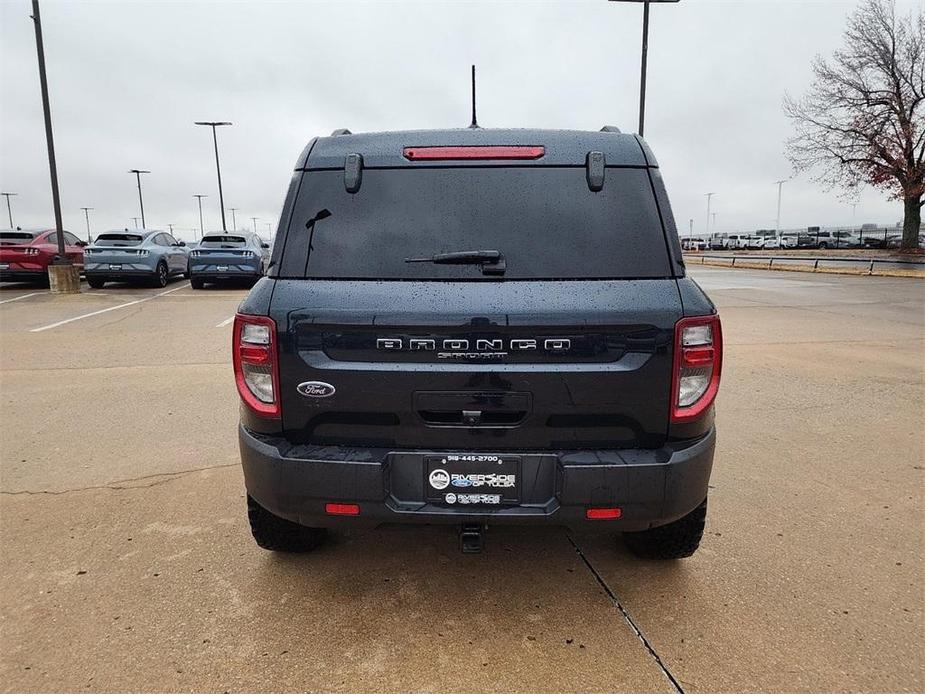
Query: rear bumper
84 269 156 279
239 425 716 532
0 269 48 282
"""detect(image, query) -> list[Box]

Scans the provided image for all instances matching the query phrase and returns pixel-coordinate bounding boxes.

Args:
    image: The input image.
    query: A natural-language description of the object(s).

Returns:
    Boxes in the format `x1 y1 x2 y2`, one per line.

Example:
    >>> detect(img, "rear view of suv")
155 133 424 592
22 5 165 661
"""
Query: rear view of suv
235 127 722 558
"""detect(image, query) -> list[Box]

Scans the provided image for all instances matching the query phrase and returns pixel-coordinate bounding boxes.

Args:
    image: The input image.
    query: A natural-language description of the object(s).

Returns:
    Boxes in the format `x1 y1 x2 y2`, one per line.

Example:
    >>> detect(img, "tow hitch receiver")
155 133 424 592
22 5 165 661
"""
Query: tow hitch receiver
459 523 485 553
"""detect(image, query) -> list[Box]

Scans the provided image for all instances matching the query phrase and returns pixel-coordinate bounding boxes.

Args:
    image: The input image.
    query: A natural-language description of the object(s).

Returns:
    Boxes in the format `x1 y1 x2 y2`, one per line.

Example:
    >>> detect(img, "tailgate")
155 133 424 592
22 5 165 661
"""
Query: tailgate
271 279 682 450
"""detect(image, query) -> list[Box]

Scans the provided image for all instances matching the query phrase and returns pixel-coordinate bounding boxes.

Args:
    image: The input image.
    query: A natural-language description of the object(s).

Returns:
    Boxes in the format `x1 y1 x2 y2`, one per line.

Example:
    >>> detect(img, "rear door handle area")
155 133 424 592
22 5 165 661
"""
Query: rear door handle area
414 391 531 427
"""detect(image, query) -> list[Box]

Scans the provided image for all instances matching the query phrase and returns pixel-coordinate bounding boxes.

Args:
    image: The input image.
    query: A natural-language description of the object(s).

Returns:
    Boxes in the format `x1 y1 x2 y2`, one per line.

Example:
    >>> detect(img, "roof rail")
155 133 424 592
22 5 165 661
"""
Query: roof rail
330 128 352 136
600 125 621 133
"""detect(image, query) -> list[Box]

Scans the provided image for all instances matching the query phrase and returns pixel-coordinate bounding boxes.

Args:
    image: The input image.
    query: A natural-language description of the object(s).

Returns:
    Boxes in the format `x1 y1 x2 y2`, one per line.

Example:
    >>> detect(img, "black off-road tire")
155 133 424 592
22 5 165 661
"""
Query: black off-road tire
623 498 707 560
87 277 106 289
189 276 205 290
247 495 326 553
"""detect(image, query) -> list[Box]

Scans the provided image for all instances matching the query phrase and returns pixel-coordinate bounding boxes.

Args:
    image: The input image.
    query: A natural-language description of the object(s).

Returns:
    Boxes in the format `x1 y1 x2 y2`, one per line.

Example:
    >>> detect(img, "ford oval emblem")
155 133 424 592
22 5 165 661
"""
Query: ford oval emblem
296 381 336 398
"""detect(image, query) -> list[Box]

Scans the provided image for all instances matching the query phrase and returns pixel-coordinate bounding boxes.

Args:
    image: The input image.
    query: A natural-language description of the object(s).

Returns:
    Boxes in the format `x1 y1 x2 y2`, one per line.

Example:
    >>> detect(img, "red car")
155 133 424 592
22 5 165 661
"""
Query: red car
0 229 86 284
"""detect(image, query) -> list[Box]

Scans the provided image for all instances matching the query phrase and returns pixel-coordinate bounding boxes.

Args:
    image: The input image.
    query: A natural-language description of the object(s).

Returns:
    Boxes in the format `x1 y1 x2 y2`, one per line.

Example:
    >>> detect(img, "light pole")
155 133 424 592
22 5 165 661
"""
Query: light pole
128 169 149 228
229 207 238 230
193 194 208 239
80 206 93 242
265 222 272 237
608 0 681 137
251 217 258 234
773 179 787 231
194 121 232 231
688 218 693 245
131 217 140 229
1 192 17 228
712 212 717 233
167 223 174 235
705 192 715 236
31 0 74 290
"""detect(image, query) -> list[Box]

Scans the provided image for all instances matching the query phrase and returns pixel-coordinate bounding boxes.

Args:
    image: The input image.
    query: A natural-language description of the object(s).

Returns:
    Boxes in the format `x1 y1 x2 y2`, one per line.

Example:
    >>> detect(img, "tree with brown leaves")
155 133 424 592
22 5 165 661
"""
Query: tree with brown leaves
785 0 924 250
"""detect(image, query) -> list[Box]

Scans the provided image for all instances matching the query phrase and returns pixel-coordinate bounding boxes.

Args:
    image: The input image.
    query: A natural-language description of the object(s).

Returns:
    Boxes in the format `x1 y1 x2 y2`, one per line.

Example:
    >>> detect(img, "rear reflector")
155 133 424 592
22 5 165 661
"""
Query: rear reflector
325 503 360 516
403 146 545 161
586 507 622 520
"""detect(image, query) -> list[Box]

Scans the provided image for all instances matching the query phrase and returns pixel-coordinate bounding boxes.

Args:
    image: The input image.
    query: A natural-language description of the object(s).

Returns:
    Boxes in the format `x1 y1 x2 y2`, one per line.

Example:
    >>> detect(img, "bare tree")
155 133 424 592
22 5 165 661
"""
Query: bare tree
785 0 924 250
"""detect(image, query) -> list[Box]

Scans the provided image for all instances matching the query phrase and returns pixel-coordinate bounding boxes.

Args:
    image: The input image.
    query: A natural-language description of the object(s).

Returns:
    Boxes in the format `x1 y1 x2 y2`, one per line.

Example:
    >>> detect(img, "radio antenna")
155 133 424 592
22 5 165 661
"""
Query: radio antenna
469 64 479 129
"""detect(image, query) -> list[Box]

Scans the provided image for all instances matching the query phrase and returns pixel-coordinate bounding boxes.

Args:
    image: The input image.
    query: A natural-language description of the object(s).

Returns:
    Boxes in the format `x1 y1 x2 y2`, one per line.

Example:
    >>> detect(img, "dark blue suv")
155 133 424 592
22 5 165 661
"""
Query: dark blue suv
234 127 722 557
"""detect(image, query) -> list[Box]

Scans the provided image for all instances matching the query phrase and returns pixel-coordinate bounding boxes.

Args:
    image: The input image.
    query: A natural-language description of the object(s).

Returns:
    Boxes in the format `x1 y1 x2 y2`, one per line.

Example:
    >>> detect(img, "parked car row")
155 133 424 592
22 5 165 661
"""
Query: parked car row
0 228 270 288
701 227 925 251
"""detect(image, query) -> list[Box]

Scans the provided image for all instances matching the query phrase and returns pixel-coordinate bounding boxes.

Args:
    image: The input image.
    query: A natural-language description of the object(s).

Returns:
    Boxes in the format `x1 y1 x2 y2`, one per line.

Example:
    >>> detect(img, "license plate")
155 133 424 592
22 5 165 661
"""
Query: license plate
109 264 122 270
0 263 9 270
426 454 520 505
217 265 228 272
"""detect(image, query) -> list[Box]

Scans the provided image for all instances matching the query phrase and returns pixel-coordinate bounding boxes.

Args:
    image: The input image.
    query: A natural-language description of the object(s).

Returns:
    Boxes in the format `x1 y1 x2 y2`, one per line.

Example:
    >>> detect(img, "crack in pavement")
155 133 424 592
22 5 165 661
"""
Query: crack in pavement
0 463 238 496
567 533 685 694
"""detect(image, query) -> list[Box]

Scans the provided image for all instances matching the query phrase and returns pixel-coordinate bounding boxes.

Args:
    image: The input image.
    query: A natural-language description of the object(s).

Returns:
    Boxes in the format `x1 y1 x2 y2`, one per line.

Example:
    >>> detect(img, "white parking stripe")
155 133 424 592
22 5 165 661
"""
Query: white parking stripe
30 285 186 333
215 316 235 328
0 292 46 305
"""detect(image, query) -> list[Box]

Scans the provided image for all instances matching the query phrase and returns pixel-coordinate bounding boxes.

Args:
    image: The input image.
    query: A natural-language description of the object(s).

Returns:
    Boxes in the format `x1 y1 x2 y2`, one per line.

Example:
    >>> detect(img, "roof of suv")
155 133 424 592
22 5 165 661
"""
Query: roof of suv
297 127 658 170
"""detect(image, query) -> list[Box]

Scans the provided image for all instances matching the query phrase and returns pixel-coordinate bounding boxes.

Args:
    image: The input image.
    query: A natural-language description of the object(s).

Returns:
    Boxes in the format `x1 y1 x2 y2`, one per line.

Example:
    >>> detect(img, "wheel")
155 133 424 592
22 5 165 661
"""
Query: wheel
818 242 828 249
623 498 707 560
151 261 168 288
247 495 326 552
87 277 106 289
189 277 205 290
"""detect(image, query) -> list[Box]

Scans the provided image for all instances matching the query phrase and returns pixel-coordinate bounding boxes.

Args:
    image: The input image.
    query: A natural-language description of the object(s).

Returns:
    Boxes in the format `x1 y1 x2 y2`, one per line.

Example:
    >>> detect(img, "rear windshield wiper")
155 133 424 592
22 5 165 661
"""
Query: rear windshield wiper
404 249 506 276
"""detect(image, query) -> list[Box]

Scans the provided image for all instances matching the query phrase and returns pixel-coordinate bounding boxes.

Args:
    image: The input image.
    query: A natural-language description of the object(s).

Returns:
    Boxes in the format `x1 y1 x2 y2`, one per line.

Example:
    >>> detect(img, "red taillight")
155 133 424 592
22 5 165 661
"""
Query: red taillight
586 507 622 520
671 315 723 423
232 314 279 418
325 503 360 516
402 146 545 161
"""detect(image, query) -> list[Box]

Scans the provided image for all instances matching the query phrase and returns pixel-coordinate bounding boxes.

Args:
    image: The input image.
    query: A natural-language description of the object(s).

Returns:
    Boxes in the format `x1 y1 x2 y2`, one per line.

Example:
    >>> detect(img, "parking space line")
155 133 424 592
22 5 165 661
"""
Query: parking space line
29 285 186 333
215 316 235 328
0 292 46 305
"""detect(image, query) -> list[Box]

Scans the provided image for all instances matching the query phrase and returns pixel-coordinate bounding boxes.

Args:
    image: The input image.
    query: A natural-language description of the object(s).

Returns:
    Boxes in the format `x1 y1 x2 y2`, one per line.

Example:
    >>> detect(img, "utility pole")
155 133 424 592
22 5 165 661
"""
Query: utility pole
193 194 208 239
1 193 17 228
194 121 232 230
229 207 238 230
773 179 787 231
128 169 149 228
608 0 680 137
80 206 93 242
251 217 258 234
705 192 715 236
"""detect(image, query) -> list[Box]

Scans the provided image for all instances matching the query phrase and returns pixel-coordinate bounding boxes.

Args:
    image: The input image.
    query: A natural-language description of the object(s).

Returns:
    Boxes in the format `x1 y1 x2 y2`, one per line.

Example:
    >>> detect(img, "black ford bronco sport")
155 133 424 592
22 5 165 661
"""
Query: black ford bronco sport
235 127 721 558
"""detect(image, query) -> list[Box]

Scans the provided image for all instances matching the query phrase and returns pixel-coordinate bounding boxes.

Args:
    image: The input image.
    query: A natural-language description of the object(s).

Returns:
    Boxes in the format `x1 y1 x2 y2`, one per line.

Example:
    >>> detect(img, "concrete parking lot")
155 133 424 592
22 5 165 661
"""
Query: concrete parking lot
1 267 923 693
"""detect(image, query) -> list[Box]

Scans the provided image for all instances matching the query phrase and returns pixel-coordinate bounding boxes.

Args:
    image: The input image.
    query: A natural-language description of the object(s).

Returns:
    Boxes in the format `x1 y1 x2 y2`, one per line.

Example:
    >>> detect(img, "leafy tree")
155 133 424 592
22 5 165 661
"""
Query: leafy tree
785 0 924 249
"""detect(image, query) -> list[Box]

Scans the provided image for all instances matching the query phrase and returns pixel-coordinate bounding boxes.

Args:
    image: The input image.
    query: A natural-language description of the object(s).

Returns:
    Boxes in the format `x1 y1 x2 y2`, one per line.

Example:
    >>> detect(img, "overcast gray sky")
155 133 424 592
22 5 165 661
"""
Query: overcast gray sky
1 0 920 242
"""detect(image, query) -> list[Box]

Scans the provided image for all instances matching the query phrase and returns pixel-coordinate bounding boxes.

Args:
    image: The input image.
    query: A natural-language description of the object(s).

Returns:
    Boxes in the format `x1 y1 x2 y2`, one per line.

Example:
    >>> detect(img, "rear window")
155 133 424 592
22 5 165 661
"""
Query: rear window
0 232 36 245
278 167 672 280
97 234 143 246
200 235 247 248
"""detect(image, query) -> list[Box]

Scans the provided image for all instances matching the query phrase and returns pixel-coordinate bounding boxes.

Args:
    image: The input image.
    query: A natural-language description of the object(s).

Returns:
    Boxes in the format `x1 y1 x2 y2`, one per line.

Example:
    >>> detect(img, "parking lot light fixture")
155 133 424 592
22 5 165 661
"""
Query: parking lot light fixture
251 217 258 234
128 169 149 228
195 121 232 231
80 206 93 242
229 207 238 230
1 192 17 228
193 194 208 240
774 179 787 231
705 192 715 235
